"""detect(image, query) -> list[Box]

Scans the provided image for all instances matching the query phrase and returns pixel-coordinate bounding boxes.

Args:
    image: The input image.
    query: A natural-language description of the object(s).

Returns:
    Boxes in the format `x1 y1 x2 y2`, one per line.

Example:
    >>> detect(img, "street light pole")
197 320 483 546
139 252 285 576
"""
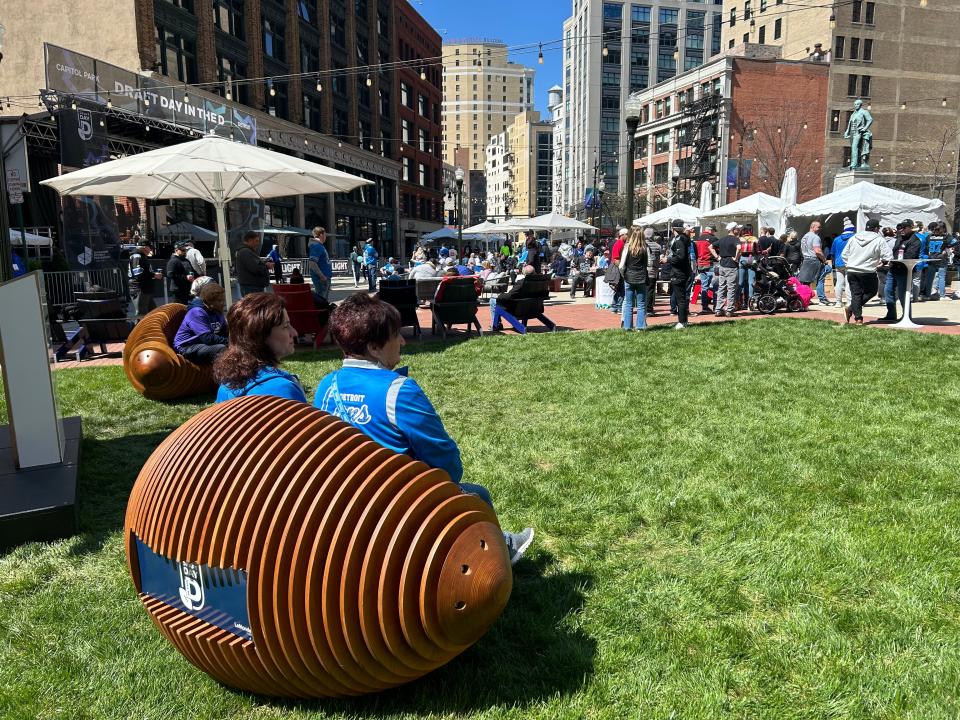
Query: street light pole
455 166 464 258
596 178 606 237
625 114 640 230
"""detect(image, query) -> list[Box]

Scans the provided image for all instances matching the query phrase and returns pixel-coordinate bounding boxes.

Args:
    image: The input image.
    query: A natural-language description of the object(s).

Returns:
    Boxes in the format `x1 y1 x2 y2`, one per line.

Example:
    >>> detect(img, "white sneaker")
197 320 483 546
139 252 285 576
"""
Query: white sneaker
504 527 534 565
674 322 685 329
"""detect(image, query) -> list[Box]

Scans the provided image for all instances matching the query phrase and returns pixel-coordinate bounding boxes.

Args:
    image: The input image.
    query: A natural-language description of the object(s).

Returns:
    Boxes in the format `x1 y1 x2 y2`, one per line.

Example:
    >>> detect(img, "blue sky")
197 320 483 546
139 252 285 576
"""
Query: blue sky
417 0 570 116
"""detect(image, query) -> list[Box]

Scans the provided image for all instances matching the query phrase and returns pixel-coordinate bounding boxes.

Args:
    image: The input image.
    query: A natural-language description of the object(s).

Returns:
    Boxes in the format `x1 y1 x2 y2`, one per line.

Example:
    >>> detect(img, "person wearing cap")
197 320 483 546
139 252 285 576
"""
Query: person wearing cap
174 282 228 363
841 218 892 324
167 241 195 304
188 275 214 308
184 241 206 277
710 223 741 317
831 218 857 307
129 242 162 319
880 220 922 322
665 223 694 328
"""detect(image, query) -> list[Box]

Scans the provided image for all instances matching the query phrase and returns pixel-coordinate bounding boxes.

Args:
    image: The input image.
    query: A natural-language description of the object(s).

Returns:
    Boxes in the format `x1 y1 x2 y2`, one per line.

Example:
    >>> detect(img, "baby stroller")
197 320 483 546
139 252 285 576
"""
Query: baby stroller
749 255 806 314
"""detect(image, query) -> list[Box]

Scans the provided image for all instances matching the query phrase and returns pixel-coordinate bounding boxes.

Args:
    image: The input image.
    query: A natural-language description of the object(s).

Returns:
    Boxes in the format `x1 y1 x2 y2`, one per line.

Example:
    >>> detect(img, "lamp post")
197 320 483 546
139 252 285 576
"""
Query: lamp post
735 123 755 200
625 114 640 229
454 166 464 257
596 178 606 237
670 166 681 205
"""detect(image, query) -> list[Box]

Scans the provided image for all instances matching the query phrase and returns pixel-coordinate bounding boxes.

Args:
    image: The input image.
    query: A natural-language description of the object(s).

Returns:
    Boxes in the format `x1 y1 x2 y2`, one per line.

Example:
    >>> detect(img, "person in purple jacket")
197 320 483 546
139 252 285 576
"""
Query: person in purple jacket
173 282 228 364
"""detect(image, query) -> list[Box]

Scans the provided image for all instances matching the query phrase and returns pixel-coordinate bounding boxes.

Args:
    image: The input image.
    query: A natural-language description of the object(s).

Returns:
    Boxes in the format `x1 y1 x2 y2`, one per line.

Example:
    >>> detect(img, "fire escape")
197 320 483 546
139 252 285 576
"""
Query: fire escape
679 91 722 204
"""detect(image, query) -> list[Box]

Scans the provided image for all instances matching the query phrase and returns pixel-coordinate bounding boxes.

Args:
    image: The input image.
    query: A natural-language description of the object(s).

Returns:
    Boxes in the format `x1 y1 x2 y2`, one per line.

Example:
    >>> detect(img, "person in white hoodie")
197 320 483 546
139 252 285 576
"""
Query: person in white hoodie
841 218 893 324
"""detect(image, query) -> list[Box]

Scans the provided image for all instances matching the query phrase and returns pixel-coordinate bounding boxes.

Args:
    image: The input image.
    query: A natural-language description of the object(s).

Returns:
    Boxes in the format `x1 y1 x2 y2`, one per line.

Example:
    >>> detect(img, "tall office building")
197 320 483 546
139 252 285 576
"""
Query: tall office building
440 40 535 172
721 0 960 216
548 85 566 213
560 0 723 216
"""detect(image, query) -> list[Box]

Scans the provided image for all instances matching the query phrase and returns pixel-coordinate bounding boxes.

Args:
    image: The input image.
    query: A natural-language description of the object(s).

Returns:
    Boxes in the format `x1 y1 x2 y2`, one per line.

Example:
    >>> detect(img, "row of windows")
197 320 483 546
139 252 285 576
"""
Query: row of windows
835 36 874 62
729 0 783 26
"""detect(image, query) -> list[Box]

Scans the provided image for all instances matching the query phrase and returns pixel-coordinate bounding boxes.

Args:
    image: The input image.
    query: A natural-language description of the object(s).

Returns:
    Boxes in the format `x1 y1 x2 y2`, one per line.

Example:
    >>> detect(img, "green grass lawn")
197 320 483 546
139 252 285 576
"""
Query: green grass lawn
3 319 960 719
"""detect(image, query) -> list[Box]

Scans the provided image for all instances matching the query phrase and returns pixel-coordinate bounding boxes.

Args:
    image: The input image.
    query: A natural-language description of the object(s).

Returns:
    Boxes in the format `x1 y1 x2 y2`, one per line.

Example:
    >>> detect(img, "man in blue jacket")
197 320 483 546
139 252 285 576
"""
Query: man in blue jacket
315 293 534 564
362 238 379 291
830 218 856 307
307 227 332 301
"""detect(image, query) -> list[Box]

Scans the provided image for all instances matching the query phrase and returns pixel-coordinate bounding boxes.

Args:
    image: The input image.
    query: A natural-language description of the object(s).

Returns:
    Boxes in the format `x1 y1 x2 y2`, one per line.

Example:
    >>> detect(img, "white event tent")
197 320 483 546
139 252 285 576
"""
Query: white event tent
699 192 785 232
787 181 946 232
635 203 700 227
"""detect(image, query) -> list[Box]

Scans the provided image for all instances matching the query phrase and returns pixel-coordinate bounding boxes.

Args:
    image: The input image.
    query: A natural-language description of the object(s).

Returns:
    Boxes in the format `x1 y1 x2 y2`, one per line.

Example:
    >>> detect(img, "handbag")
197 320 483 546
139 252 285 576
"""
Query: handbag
604 263 622 289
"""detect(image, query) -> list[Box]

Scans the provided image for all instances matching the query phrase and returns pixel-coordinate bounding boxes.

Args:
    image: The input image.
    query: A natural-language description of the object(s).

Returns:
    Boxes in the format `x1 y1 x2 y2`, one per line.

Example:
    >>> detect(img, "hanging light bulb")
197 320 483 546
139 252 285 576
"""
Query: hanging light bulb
802 121 808 130
304 138 308 146
268 130 273 142
538 44 544 65
225 83 232 101
144 95 151 107
420 65 427 80
750 17 756 31
366 74 372 87
316 75 323 92
673 47 679 61
777 127 782 133
99 118 105 127
829 11 836 29
942 97 948 107
338 140 342 148
867 102 872 110
269 83 276 97
145 123 150 133
107 95 113 109
70 100 77 111
183 89 190 104
230 131 235 141
901 101 907 110
602 45 609 57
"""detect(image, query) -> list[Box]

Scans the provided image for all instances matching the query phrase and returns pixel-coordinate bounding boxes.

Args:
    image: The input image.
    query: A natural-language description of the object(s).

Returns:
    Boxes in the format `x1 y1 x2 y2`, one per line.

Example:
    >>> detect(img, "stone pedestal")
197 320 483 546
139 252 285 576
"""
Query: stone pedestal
833 168 874 191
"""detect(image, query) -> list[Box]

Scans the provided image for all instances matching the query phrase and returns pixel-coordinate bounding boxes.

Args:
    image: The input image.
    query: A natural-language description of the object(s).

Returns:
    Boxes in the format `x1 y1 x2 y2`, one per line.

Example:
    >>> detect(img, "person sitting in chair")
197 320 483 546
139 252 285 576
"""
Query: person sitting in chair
174 282 228 364
314 293 534 565
569 249 598 298
214 293 304 402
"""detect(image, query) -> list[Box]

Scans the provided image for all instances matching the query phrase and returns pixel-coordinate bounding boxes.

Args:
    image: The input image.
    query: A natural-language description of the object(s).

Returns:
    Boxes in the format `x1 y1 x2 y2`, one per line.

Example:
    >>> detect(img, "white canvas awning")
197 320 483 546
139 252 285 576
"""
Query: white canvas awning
788 181 946 231
8 229 53 247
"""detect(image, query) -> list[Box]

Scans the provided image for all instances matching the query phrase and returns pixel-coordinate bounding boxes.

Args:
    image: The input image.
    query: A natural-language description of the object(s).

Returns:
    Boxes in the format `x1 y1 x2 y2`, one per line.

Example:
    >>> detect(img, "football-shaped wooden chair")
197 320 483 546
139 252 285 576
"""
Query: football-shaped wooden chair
123 304 215 400
124 395 513 698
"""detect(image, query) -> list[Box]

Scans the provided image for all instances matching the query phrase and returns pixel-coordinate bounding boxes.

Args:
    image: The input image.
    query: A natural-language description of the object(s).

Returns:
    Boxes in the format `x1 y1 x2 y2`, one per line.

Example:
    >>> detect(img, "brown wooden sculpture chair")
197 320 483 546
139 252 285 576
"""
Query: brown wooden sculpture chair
122 304 215 401
124 395 513 698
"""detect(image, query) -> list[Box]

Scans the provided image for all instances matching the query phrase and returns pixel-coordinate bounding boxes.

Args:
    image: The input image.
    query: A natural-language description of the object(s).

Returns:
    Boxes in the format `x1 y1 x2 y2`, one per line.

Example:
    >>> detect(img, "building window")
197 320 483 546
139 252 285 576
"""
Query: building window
659 7 679 24
214 0 244 38
654 130 670 153
729 7 736 26
744 0 752 19
330 14 346 47
603 3 623 20
402 157 411 182
297 1 315 25
631 5 651 22
162 0 194 12
401 82 412 108
300 42 319 74
419 163 427 186
774 18 782 38
758 25 765 43
302 93 320 131
865 2 875 24
269 81 288 119
155 25 197 83
852 1 861 22
217 55 247 105
263 17 285 60
830 110 841 133
847 74 858 97
653 163 668 184
861 75 871 97
418 94 428 117
401 119 411 144
863 38 873 61
419 128 428 152
850 37 860 59
835 36 845 58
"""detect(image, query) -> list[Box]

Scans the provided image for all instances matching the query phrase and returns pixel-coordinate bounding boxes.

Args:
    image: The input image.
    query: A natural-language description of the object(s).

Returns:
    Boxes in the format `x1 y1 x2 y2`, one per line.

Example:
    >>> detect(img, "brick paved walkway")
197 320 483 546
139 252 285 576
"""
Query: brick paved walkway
50 289 960 371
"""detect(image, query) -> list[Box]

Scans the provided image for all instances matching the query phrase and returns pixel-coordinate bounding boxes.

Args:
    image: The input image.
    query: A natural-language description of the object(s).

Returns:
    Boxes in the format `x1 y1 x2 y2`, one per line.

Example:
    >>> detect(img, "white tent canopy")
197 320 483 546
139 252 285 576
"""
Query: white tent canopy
700 192 784 231
635 203 700 227
788 181 946 231
40 136 372 305
462 220 507 235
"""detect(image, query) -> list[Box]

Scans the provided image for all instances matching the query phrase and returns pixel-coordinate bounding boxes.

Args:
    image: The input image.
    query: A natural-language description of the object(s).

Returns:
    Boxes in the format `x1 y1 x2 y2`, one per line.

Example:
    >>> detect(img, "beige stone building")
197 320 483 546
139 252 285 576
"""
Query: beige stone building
722 0 960 221
506 111 554 219
441 40 535 171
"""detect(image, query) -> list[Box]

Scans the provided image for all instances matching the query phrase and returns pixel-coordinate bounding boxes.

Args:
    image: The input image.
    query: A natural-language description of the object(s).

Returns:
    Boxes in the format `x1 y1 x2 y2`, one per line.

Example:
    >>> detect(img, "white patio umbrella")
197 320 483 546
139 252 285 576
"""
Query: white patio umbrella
462 220 508 234
517 212 596 231
778 167 798 233
635 203 700 227
40 135 372 305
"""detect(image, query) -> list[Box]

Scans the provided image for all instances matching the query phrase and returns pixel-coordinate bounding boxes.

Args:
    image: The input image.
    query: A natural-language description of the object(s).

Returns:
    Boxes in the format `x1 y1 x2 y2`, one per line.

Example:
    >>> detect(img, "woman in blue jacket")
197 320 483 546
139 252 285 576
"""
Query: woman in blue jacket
213 293 305 403
315 293 534 564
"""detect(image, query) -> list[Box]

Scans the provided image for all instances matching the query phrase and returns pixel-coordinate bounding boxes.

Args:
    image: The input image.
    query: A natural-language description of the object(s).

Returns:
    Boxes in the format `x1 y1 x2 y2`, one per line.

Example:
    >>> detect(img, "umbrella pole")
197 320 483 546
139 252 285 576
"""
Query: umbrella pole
215 202 234 307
